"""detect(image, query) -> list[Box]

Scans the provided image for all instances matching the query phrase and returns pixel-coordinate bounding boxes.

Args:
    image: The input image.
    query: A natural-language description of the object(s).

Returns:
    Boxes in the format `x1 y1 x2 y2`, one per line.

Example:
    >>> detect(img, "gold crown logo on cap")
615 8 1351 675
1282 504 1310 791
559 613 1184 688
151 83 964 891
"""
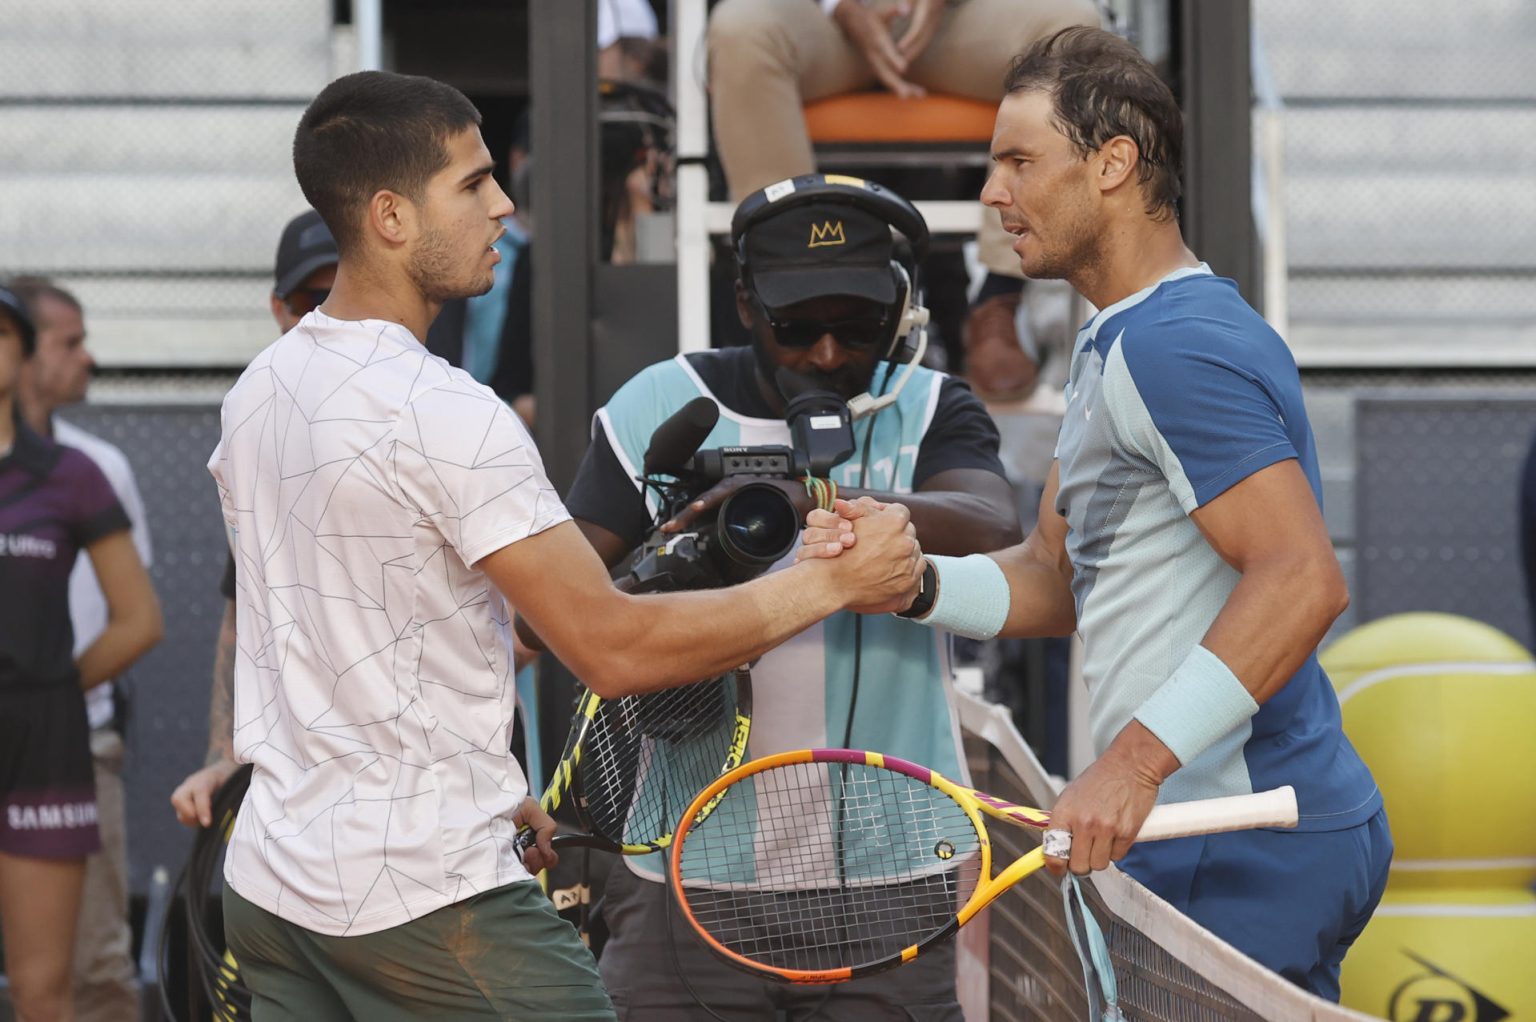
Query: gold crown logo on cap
808 220 846 248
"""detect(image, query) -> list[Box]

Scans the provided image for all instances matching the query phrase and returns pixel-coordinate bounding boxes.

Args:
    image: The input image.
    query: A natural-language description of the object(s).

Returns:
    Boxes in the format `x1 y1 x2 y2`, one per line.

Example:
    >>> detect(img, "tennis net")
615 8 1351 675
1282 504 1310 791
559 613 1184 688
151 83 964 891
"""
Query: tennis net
956 690 1379 1022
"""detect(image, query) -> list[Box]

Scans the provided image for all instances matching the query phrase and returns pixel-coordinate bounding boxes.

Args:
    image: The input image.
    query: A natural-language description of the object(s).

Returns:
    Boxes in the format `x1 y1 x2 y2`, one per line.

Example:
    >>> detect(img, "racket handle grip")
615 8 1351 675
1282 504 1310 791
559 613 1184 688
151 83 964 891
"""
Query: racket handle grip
1137 785 1298 842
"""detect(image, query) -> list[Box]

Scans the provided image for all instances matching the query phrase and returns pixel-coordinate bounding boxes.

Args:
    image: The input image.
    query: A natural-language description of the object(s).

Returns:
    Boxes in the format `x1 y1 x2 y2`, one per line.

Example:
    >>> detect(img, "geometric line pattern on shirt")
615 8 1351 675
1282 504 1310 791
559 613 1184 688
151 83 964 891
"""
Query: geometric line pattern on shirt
211 313 568 935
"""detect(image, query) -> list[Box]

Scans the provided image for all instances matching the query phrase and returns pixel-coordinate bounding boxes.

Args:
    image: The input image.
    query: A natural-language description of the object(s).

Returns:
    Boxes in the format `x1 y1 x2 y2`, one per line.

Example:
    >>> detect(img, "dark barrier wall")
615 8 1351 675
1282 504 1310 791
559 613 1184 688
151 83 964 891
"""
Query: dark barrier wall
1356 395 1536 650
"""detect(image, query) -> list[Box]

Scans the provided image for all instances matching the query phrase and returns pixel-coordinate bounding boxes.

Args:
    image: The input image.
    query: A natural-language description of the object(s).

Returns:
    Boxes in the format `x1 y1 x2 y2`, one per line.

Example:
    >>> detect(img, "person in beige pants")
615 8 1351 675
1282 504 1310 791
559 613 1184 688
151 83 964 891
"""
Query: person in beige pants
709 0 1099 401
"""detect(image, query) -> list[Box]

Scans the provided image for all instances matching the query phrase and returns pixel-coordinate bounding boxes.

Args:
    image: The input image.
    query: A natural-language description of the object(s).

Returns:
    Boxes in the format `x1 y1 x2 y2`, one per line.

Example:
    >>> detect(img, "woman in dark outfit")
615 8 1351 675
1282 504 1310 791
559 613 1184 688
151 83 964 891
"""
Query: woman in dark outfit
0 286 162 1022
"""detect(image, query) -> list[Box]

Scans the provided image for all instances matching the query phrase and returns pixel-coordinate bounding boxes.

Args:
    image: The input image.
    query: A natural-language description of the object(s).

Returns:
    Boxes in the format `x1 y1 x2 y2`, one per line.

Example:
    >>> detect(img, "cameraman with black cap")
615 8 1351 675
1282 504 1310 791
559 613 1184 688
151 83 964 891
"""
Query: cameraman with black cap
565 174 1021 1021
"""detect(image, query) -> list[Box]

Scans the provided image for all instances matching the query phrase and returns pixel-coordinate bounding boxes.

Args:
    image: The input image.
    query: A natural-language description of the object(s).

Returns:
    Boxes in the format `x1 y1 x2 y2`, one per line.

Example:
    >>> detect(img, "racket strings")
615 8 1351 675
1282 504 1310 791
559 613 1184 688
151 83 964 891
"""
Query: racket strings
676 761 984 973
579 674 742 846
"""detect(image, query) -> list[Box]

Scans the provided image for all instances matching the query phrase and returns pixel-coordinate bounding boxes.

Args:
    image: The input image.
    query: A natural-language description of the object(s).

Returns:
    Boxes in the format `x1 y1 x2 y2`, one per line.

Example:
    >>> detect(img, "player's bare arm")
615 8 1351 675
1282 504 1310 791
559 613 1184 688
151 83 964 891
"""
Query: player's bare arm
482 504 921 698
1188 457 1350 701
990 461 1075 637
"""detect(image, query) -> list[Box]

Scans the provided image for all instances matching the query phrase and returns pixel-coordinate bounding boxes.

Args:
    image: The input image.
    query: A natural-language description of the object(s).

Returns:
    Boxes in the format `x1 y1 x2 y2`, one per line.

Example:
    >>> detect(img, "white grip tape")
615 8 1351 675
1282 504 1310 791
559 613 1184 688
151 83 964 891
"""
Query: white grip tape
1136 785 1298 842
1041 786 1298 858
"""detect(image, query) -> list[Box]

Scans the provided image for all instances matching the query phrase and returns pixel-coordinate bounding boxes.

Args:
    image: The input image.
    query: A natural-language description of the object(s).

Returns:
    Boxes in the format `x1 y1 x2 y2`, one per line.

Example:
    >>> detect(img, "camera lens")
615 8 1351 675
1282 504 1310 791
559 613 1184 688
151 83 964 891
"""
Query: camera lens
718 483 799 567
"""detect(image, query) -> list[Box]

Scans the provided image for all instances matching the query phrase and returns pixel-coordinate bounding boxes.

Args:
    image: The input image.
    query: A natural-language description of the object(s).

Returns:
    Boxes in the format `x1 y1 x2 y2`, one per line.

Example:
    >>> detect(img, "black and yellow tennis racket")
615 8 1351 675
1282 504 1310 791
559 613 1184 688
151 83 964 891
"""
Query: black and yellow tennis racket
518 667 753 856
667 748 1297 984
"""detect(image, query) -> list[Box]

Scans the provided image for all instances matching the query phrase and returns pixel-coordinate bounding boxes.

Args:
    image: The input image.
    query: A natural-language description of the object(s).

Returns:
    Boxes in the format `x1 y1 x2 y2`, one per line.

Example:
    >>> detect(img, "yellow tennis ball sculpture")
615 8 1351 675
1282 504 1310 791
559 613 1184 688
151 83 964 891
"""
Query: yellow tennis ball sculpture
1321 612 1536 1020
1337 888 1535 1022
1321 612 1536 889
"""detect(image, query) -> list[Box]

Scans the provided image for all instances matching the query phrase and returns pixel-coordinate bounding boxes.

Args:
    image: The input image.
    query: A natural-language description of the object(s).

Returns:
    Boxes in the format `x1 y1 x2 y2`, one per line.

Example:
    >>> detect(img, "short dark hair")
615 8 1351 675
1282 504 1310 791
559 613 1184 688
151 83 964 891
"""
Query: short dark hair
7 276 82 318
292 71 482 253
1004 27 1183 221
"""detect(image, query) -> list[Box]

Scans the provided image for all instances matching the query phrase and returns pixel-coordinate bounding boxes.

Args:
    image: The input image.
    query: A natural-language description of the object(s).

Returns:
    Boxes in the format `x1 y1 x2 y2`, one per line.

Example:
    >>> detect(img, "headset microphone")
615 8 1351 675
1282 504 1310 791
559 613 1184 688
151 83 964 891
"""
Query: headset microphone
849 262 930 420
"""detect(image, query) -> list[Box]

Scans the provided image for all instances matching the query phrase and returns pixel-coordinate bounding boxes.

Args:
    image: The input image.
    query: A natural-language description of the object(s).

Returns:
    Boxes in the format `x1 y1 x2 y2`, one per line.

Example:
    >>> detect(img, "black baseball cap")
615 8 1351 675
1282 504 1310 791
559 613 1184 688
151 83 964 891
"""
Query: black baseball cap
0 284 36 355
740 202 897 312
273 209 340 299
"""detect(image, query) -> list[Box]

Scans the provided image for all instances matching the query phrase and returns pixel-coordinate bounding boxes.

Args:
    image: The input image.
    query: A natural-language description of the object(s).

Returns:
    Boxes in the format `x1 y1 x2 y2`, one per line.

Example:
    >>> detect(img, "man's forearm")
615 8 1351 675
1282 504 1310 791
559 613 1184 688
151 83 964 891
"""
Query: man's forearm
1198 554 1347 705
889 465 1063 634
515 572 841 694
577 560 848 696
205 599 237 765
487 510 919 698
1180 458 1350 711
1101 718 1181 785
991 531 1077 638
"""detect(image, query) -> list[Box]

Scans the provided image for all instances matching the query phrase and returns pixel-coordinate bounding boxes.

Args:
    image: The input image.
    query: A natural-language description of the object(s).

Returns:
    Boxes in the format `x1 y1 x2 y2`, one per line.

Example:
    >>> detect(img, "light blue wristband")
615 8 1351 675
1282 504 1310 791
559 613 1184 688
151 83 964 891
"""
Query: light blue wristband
1133 645 1259 766
918 554 1011 640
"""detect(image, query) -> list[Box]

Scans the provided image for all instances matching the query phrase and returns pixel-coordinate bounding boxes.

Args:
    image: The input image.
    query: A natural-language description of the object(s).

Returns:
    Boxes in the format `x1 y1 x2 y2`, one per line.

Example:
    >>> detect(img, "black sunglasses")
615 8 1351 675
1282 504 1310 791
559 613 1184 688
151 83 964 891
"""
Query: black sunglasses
284 288 331 317
757 302 890 351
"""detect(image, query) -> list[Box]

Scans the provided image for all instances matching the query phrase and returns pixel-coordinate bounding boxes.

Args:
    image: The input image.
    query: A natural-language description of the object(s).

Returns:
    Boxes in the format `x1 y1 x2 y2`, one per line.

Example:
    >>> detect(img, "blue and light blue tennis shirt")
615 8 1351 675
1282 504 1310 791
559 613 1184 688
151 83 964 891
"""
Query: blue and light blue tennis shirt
1055 265 1379 831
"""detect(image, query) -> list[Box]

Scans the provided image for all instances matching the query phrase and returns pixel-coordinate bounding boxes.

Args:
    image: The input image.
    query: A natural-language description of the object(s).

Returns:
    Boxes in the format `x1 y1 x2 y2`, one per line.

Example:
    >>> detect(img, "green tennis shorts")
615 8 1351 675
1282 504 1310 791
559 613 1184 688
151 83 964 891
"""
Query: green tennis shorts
224 880 616 1021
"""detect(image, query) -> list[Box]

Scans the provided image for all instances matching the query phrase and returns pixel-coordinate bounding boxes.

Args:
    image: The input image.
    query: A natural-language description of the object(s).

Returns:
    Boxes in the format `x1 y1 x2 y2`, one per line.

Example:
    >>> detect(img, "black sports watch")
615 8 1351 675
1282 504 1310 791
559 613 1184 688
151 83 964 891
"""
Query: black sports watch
895 558 937 620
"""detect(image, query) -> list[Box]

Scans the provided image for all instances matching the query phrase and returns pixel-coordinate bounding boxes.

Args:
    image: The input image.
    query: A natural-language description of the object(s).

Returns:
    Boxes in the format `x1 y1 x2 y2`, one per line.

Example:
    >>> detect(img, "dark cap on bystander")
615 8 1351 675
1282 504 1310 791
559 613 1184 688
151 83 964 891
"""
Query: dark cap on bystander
273 210 340 299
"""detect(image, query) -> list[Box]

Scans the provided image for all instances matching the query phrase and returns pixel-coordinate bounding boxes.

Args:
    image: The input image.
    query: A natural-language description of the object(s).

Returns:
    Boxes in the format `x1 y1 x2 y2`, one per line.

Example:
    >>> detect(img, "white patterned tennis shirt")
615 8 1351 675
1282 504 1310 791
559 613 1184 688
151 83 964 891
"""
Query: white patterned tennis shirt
209 310 569 935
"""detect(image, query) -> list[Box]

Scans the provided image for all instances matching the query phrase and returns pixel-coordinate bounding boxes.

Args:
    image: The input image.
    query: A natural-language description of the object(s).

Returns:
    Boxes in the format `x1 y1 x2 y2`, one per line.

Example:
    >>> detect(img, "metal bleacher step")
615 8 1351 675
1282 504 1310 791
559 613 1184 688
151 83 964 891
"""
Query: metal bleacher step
1256 0 1536 366
48 273 281 369
1282 104 1536 274
0 0 332 100
1257 0 1536 103
6 105 304 177
1286 168 1536 271
1 103 309 282
2 172 309 274
1285 311 1536 368
0 1 335 368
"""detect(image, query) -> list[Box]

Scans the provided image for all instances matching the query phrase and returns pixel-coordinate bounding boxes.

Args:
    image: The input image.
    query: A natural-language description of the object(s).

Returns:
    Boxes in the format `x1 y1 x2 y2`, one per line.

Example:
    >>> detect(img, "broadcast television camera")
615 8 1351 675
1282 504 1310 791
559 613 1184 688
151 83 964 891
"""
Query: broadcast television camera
621 374 856 593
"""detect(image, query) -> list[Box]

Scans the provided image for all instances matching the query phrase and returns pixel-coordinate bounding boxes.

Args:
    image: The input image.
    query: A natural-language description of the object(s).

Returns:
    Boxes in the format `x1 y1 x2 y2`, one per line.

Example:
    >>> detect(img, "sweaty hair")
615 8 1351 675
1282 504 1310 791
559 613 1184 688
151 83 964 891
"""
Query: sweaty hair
1004 27 1183 221
292 71 482 253
7 276 82 318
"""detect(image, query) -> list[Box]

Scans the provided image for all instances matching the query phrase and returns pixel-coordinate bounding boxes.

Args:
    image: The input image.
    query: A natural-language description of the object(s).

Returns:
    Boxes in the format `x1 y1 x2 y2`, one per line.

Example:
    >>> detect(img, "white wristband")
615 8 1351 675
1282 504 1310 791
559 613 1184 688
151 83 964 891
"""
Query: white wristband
917 554 1011 640
1133 645 1259 767
820 0 843 15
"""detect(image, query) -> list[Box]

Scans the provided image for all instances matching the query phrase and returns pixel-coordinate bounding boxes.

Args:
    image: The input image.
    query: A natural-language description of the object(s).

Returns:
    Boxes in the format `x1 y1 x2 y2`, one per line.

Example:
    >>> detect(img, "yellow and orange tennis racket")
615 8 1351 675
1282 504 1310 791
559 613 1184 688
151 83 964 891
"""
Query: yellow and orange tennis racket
668 748 1297 984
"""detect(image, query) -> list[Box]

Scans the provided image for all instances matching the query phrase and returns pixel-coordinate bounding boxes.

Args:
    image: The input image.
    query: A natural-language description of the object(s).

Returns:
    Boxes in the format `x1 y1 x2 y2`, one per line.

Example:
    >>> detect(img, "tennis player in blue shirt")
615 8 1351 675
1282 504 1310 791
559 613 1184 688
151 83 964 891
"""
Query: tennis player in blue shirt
803 26 1392 1001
